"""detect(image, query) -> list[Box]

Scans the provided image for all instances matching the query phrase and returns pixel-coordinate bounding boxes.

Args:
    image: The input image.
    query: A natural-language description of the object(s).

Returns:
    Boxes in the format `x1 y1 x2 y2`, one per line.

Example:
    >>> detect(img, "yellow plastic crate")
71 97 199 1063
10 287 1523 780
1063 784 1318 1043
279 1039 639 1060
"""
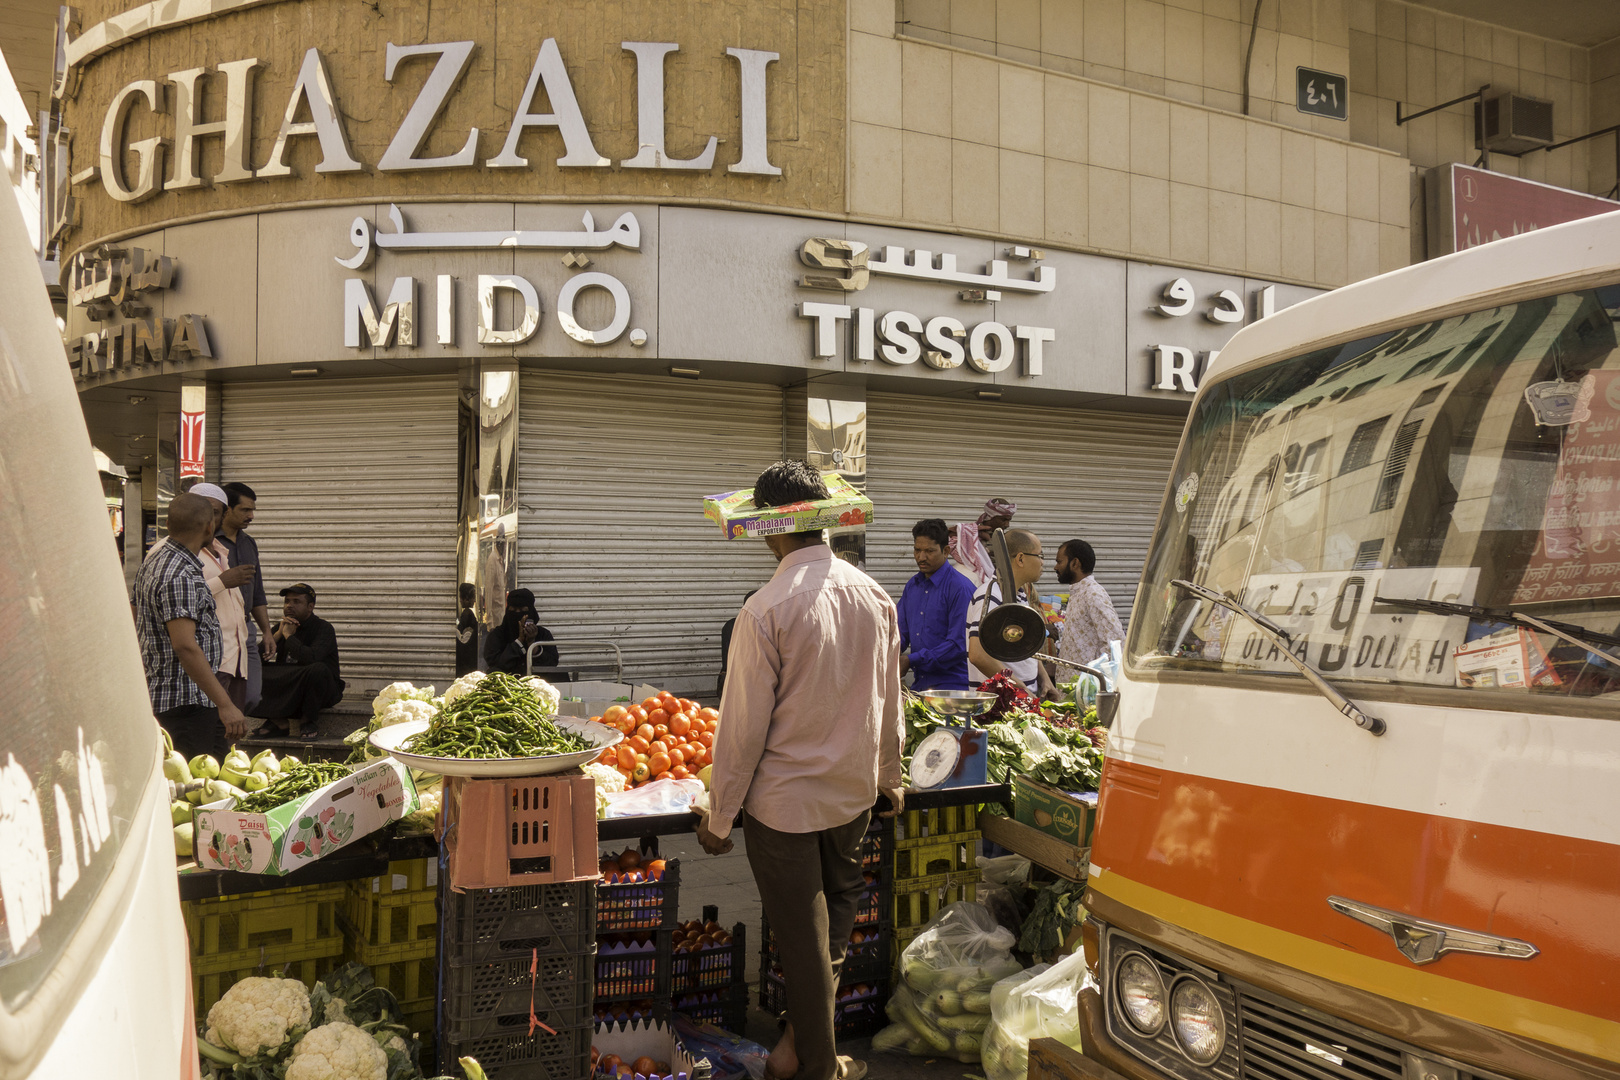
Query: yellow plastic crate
895 804 978 841
344 933 438 1003
183 883 348 1016
342 858 439 949
892 873 982 933
893 805 980 881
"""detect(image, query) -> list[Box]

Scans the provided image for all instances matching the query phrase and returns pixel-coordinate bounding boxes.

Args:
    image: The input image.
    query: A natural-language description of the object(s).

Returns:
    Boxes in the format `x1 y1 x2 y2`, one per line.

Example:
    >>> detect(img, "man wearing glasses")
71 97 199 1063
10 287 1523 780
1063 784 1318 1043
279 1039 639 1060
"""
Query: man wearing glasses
966 528 1051 694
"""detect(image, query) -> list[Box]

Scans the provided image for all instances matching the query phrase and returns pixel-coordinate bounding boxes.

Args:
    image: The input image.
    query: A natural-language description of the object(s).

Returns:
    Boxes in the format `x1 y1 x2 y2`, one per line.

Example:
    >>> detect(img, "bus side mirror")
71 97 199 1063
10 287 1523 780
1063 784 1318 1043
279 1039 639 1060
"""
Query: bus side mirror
1096 691 1119 729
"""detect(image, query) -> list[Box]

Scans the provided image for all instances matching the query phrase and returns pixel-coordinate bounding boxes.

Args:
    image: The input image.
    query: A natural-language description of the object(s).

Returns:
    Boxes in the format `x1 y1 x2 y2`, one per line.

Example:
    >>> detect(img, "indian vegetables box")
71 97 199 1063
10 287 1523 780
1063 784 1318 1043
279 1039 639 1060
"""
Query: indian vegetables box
194 759 418 874
704 471 872 540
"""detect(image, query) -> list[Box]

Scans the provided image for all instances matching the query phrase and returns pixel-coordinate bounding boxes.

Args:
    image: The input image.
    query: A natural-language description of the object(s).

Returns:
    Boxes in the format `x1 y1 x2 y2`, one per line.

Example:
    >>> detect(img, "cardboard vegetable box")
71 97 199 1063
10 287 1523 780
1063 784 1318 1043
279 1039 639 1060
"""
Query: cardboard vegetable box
193 758 418 875
703 472 872 540
593 1017 709 1080
1012 775 1098 848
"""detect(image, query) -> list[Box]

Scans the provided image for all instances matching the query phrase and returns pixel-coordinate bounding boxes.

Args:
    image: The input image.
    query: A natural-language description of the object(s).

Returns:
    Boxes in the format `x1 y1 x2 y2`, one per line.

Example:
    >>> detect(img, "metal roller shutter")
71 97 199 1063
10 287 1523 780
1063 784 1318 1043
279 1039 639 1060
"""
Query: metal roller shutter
517 372 784 697
865 393 1185 627
220 376 458 700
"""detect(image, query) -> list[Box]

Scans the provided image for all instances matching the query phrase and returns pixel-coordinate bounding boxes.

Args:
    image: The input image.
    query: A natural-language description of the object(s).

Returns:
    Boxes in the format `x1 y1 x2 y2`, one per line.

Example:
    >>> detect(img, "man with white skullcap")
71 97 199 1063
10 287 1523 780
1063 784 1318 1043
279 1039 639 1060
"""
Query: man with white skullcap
151 484 256 710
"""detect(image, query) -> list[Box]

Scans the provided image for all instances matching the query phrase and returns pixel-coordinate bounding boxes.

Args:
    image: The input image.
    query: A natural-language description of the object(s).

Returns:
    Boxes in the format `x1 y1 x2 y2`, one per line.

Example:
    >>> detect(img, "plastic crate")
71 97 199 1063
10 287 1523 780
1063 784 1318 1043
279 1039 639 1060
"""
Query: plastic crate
441 1019 593 1080
343 857 439 949
893 874 982 933
859 815 893 873
893 805 980 882
595 932 671 1001
597 860 680 933
761 916 890 985
442 950 595 1043
183 883 347 1015
670 922 746 996
757 972 888 1038
673 982 748 1034
443 881 597 966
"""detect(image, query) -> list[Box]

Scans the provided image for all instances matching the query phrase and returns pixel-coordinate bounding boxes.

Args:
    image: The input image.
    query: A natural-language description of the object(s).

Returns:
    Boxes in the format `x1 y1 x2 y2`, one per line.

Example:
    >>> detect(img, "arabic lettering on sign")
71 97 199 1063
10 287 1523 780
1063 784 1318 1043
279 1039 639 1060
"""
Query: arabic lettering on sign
88 40 781 205
65 247 213 381
793 237 1057 377
338 206 647 351
1149 277 1277 393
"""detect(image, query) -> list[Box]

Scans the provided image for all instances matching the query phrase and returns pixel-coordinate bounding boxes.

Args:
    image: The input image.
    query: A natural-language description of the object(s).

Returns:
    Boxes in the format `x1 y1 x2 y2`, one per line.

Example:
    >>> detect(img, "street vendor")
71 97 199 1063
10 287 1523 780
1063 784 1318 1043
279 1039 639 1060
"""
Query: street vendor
948 497 1017 586
698 460 904 1080
898 519 975 691
250 583 345 738
966 528 1052 695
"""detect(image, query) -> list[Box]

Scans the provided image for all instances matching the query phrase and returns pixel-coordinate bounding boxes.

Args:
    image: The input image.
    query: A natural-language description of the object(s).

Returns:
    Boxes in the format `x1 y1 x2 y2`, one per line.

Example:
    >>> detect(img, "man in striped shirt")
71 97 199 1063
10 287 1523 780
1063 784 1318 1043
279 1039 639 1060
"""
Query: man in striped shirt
133 492 250 759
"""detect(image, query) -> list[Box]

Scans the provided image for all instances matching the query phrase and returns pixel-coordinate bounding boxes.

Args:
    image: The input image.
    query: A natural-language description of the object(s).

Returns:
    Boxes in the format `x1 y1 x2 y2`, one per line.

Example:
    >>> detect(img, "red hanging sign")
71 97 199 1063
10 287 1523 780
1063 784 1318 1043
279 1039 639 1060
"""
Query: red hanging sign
179 409 206 479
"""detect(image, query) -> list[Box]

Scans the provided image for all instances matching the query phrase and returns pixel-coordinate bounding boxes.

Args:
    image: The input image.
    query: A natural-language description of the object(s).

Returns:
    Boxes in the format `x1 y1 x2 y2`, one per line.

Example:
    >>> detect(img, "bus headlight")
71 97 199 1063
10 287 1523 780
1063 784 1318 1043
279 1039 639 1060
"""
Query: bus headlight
1169 977 1226 1065
1115 952 1167 1036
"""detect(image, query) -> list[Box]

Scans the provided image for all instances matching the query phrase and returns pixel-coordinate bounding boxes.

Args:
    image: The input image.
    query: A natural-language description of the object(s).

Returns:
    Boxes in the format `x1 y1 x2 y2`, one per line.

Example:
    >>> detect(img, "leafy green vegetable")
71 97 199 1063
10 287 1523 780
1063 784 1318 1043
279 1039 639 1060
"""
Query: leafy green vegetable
1018 879 1088 956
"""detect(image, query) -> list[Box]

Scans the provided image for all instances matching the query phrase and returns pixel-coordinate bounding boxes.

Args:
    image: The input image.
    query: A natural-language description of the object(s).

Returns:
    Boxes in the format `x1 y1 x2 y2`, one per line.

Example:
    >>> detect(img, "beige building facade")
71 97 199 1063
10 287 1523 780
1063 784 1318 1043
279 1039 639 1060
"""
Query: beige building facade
43 0 1620 694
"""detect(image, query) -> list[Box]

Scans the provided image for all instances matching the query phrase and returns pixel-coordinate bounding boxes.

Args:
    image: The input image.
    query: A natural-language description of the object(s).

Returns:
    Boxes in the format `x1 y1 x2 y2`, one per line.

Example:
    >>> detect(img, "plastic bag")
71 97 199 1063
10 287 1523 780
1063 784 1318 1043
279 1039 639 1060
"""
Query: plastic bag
871 982 993 1063
976 852 1032 887
980 952 1089 1080
603 777 705 818
899 902 1021 996
671 1015 769 1080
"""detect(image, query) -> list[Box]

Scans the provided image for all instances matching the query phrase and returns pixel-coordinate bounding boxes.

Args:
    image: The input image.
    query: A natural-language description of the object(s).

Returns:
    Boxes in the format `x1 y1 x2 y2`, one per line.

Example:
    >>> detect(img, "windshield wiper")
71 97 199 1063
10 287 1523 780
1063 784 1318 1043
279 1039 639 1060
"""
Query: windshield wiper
1171 579 1386 736
1373 595 1620 668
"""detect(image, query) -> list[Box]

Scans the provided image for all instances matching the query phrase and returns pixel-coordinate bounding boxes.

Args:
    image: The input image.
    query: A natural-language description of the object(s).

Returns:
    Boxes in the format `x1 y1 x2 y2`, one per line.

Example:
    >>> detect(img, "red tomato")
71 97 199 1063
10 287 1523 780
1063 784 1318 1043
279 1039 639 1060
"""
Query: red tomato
647 708 670 727
627 705 649 724
670 765 691 780
635 723 656 742
649 740 669 754
679 698 699 714
616 745 637 769
697 707 720 723
648 752 671 775
668 713 692 737
602 705 629 726
698 731 715 748
668 748 686 767
628 735 650 754
653 724 669 740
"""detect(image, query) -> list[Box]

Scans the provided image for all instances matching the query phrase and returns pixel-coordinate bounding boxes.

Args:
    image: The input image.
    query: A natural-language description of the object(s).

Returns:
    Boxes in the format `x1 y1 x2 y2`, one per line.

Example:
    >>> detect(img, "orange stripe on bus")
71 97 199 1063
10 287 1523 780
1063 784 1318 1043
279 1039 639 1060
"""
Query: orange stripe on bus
1091 763 1620 1030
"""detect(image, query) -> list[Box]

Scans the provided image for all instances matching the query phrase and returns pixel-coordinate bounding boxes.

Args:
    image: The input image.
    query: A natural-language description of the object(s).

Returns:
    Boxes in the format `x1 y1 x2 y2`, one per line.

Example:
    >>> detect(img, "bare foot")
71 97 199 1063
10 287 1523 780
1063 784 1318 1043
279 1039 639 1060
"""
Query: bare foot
767 1022 799 1080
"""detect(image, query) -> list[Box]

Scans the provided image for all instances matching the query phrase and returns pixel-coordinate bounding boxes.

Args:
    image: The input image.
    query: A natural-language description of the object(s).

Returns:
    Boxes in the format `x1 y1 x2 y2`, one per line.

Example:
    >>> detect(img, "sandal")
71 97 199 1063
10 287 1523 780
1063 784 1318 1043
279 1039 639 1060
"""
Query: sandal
250 723 282 738
297 727 321 742
836 1061 867 1080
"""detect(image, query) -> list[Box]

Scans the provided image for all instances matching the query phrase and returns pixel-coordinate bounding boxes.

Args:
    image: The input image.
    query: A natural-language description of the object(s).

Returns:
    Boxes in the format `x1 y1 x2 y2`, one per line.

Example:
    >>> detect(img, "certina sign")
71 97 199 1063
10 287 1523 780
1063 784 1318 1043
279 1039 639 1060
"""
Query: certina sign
795 239 1056 378
88 39 781 204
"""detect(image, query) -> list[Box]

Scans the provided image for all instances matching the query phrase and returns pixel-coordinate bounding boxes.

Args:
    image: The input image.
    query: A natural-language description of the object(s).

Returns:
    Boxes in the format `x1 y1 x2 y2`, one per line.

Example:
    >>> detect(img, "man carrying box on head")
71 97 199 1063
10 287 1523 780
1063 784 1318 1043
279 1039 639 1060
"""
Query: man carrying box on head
697 460 904 1080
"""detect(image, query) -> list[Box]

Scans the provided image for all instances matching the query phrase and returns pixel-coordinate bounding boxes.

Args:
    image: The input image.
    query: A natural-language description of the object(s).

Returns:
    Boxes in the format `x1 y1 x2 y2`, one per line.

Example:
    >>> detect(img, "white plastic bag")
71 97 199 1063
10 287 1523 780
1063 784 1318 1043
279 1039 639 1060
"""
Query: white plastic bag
981 952 1089 1080
602 777 705 817
899 902 1021 995
976 852 1032 887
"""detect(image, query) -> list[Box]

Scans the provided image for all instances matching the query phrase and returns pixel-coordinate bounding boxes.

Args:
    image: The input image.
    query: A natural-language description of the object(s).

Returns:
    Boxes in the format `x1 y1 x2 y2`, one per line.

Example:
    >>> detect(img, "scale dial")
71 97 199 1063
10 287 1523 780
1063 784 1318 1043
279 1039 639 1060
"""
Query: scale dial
912 729 962 789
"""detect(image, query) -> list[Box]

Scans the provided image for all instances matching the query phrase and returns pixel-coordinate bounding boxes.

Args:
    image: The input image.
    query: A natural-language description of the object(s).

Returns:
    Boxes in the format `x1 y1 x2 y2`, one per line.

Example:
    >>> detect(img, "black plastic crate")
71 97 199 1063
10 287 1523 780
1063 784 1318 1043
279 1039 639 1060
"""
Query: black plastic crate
757 972 888 1038
670 920 746 997
442 950 595 1040
761 914 891 984
597 858 680 933
595 931 671 1002
440 1019 593 1080
443 882 597 966
673 982 748 1035
593 998 670 1026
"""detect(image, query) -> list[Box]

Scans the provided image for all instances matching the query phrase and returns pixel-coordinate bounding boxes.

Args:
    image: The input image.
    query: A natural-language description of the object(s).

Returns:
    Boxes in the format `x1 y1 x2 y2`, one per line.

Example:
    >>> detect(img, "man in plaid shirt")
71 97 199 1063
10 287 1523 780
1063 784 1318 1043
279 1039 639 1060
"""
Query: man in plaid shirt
134 492 250 759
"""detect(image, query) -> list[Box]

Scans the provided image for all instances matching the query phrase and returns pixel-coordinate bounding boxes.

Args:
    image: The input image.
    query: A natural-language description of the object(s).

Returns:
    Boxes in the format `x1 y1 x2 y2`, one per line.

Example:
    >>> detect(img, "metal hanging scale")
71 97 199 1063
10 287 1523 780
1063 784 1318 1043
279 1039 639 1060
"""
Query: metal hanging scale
911 729 963 789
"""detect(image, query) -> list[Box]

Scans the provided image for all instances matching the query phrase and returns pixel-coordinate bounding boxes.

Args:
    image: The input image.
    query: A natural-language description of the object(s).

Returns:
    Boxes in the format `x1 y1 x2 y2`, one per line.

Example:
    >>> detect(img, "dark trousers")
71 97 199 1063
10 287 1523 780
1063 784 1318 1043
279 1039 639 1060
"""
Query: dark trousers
745 810 871 1080
252 662 343 734
158 702 229 763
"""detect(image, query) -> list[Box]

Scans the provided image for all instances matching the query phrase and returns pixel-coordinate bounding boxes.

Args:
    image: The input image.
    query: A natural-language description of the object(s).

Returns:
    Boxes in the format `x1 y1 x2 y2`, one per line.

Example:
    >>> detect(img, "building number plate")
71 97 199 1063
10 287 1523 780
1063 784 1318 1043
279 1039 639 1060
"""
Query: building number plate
1296 67 1347 120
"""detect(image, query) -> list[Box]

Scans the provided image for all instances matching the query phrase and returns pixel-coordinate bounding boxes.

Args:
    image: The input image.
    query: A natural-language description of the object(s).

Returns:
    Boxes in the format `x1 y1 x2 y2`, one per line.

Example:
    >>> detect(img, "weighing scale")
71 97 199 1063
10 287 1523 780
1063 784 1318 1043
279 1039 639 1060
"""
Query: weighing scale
910 690 996 790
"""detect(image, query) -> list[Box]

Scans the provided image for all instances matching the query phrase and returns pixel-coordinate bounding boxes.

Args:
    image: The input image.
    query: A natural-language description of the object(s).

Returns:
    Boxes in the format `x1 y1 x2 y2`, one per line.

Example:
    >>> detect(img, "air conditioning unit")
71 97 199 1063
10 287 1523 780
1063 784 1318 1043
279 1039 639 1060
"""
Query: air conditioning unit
1478 92 1554 153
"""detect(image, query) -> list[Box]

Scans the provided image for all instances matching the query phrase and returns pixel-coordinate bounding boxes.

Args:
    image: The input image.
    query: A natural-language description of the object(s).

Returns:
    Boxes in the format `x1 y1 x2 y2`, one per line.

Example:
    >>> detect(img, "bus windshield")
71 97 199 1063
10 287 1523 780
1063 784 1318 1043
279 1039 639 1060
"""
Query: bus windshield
1129 285 1620 713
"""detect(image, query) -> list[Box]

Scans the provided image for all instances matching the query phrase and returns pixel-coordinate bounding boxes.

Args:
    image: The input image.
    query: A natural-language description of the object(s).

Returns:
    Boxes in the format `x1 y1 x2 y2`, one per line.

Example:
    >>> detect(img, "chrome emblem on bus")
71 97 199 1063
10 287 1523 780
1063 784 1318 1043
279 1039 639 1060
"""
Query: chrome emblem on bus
1327 897 1539 966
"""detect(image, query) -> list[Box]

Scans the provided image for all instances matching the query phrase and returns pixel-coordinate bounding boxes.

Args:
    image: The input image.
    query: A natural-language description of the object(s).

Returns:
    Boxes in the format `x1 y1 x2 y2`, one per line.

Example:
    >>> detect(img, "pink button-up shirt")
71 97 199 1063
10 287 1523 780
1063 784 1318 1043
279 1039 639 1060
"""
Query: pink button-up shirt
709 544 903 840
201 539 248 678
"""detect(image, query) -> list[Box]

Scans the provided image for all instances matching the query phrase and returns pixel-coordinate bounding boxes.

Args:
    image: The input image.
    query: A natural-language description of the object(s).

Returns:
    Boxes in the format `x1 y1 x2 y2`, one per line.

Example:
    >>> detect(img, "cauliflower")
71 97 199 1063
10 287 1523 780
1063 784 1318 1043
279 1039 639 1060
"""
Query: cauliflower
524 676 562 714
371 682 434 715
439 671 486 707
284 1022 388 1080
582 762 627 819
322 997 350 1024
383 1035 408 1054
205 976 312 1058
373 698 438 731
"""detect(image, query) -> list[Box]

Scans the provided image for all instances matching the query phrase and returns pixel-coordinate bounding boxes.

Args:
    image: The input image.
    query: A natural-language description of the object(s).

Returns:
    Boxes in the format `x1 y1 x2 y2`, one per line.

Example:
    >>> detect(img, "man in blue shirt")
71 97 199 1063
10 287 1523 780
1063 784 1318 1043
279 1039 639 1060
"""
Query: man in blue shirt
898 519 976 691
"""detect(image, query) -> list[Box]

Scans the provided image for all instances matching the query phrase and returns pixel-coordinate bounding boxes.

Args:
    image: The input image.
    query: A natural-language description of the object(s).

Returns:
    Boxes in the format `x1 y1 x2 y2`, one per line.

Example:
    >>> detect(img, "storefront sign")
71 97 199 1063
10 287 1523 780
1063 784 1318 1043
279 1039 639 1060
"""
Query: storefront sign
88 40 780 206
66 246 213 380
1427 163 1620 255
338 207 648 350
794 238 1056 377
178 409 206 479
1128 266 1318 396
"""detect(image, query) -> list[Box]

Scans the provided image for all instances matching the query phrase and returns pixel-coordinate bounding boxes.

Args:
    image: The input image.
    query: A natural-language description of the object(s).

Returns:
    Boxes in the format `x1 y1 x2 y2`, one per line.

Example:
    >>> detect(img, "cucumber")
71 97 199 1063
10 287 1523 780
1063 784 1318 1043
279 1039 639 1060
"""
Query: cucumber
931 989 964 1016
937 1012 990 1034
962 990 994 1014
